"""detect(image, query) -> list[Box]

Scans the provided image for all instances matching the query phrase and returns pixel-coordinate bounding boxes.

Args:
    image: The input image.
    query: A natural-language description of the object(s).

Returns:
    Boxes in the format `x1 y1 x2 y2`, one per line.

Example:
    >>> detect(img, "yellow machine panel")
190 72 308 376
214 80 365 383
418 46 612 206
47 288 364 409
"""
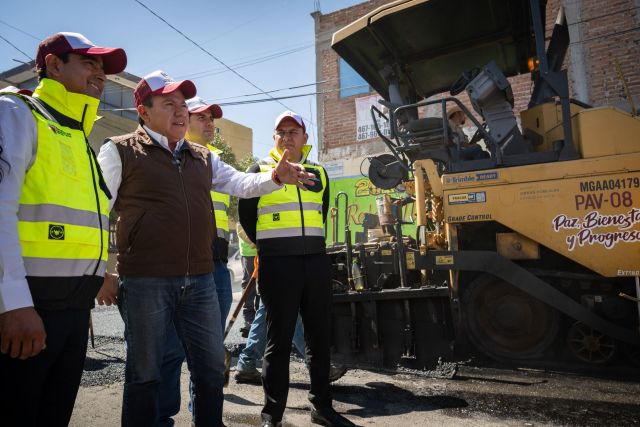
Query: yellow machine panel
521 102 583 152
569 107 640 159
523 103 640 159
441 154 640 277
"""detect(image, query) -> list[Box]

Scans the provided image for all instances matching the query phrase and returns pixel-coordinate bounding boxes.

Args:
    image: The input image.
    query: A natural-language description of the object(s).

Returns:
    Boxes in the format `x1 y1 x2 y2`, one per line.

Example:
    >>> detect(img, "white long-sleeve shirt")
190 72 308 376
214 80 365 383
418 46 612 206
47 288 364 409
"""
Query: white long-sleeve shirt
0 95 38 314
0 103 278 314
98 125 280 211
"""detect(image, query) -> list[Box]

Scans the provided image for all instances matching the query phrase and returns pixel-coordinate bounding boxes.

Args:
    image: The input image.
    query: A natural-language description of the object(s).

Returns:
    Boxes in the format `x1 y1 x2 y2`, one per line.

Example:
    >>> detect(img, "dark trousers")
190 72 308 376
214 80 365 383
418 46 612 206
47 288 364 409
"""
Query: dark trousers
240 255 258 328
0 308 90 427
258 253 333 422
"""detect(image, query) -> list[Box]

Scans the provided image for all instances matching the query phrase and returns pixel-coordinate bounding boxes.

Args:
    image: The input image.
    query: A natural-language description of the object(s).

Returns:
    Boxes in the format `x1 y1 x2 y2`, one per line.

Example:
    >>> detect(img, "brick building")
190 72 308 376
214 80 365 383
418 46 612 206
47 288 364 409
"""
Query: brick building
312 0 640 175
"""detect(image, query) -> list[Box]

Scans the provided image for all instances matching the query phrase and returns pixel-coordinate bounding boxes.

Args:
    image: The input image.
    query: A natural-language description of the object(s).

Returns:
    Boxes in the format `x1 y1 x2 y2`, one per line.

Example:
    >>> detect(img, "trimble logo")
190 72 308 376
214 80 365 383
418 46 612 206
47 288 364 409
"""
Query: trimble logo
445 175 475 184
48 124 72 138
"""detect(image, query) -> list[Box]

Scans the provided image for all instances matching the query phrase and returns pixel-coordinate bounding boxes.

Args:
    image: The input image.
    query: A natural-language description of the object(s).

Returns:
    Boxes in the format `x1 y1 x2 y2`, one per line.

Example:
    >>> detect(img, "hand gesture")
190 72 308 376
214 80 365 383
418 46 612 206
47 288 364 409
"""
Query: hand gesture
274 149 316 190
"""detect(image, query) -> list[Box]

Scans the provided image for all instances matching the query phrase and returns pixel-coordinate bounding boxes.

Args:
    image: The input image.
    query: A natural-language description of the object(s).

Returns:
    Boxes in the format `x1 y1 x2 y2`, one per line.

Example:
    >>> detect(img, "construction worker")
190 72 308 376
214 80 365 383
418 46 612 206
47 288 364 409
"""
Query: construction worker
96 72 315 427
447 105 487 160
239 111 356 427
235 219 347 386
0 32 126 426
185 96 232 328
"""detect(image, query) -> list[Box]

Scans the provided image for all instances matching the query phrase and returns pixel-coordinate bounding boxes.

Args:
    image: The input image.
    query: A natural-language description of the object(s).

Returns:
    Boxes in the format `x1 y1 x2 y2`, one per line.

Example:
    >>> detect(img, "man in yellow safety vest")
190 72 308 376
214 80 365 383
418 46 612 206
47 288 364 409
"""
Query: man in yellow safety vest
0 32 126 426
239 111 356 427
185 96 232 328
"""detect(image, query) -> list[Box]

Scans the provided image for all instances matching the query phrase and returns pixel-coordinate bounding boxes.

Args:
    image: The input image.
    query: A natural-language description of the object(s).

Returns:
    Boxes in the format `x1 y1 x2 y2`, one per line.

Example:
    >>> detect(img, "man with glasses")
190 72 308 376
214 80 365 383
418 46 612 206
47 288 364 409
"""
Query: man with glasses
239 111 355 427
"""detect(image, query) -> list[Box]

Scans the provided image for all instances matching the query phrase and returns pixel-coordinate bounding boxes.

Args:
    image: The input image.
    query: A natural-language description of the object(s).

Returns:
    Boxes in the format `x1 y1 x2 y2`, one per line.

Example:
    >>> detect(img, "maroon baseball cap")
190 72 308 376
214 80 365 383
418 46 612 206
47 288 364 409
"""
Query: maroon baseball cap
134 70 197 107
186 96 223 119
36 32 127 75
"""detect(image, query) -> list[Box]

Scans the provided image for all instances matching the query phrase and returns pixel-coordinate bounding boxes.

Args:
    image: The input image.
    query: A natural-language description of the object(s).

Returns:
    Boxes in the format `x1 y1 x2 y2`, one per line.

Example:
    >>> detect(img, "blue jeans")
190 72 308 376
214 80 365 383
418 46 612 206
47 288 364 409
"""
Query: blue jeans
158 325 184 427
236 301 306 371
158 261 232 423
119 273 225 427
214 260 232 334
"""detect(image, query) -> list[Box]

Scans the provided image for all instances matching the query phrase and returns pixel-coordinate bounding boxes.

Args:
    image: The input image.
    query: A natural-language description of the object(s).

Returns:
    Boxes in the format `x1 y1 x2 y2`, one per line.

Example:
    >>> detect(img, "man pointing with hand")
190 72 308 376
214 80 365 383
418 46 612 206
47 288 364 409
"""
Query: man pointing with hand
96 72 314 427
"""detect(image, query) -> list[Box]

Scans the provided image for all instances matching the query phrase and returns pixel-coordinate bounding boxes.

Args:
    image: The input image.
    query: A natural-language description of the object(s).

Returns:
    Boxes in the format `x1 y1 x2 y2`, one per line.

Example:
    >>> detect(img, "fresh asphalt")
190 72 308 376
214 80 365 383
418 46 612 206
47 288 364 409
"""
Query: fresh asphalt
82 277 640 426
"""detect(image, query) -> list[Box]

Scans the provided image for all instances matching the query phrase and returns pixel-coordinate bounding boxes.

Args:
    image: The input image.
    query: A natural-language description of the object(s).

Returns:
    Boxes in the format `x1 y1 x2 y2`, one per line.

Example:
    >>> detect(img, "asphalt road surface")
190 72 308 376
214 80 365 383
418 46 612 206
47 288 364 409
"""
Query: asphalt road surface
76 277 640 426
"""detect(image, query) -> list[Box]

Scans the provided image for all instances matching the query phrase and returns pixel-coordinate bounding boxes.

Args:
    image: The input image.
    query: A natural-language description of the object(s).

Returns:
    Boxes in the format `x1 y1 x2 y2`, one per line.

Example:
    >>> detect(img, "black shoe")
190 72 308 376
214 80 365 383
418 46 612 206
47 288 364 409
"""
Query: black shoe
328 365 348 383
311 406 356 426
234 367 262 384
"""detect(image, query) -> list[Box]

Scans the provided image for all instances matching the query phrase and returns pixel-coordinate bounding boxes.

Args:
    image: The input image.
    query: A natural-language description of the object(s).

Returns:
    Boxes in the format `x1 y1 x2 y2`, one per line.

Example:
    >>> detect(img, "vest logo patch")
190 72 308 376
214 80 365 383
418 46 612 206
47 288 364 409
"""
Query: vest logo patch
48 224 65 240
272 213 280 222
48 124 72 138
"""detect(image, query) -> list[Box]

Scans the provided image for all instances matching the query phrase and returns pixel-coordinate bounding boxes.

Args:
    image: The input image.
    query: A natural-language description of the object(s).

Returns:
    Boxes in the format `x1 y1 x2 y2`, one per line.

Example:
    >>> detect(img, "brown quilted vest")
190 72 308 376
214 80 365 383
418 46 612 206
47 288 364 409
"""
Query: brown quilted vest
111 126 215 276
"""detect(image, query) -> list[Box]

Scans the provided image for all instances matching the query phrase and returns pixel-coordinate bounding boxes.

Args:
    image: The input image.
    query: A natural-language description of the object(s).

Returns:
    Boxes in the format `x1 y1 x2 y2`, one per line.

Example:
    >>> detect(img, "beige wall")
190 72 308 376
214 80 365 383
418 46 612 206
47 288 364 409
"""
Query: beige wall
216 118 253 161
90 113 138 153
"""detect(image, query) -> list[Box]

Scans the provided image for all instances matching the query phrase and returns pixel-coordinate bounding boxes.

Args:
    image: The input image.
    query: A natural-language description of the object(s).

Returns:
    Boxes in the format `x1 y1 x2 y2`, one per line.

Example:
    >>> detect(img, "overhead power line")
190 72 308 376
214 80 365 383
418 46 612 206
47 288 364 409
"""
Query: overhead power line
176 43 313 81
132 0 314 126
0 34 32 60
215 83 368 106
99 83 369 112
145 7 277 69
0 19 40 41
99 44 319 98
211 79 332 101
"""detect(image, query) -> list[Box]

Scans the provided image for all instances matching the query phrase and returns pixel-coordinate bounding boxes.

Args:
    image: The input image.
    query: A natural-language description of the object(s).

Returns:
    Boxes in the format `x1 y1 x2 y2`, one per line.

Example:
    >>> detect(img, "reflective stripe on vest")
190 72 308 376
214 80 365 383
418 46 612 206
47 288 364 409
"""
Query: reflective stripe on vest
23 258 107 277
17 96 109 278
258 202 322 216
257 227 325 239
208 145 230 242
18 204 108 230
256 161 326 241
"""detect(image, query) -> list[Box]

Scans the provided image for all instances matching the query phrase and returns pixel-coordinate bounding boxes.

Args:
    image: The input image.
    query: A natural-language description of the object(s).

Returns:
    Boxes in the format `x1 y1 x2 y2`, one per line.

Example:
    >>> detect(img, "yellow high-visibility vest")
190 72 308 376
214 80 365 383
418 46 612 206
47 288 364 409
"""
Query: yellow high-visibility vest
15 79 109 278
207 145 230 242
256 148 326 242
